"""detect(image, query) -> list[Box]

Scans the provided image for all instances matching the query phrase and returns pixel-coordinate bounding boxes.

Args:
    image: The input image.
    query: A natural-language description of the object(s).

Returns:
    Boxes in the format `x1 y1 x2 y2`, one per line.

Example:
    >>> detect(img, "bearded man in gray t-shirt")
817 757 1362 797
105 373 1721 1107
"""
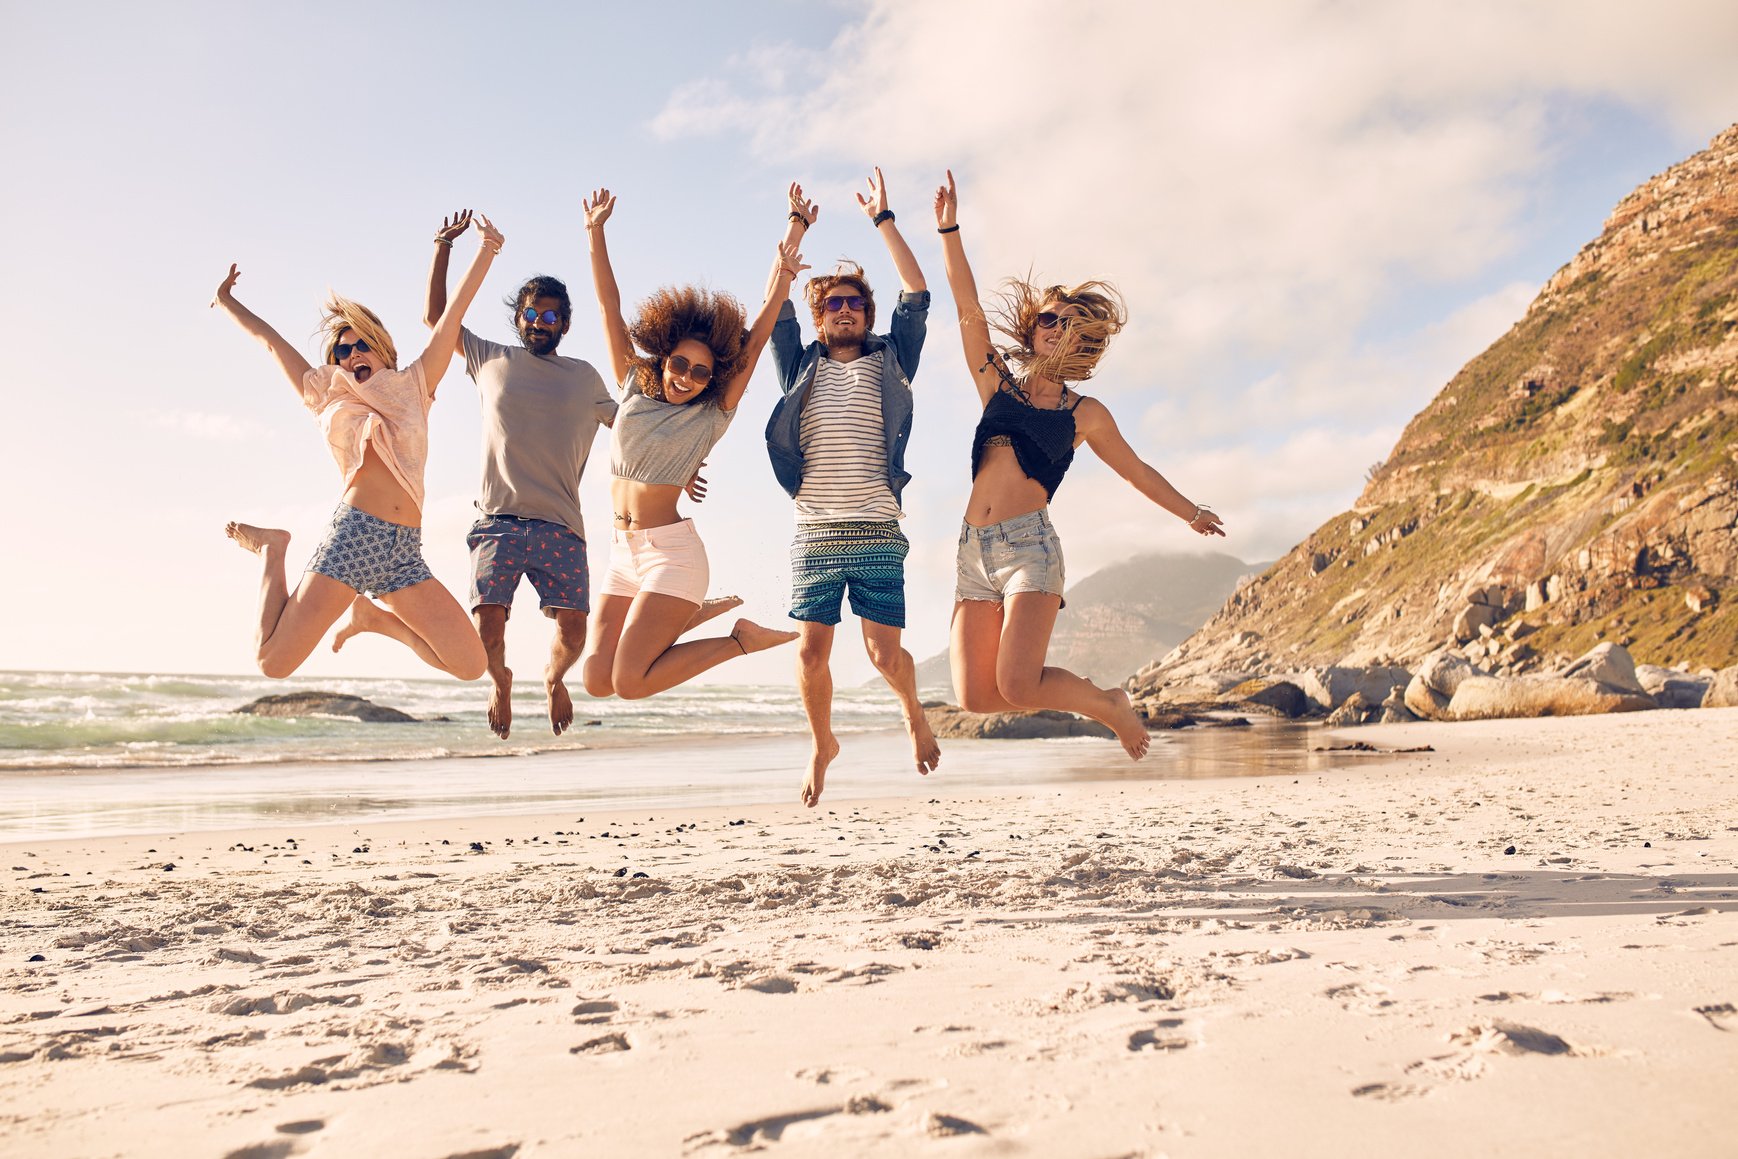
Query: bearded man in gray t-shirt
425 211 620 739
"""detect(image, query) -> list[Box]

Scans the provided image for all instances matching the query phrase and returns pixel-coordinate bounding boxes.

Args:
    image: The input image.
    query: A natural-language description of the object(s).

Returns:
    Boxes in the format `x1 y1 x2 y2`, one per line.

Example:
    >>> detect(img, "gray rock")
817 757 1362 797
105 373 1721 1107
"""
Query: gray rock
1291 665 1411 712
1561 642 1647 696
924 705 1115 740
1636 664 1710 709
234 692 421 723
1403 675 1452 721
1453 602 1501 644
1223 679 1312 718
1380 688 1419 724
1415 650 1480 698
1705 667 1738 709
1447 675 1656 721
1325 692 1380 727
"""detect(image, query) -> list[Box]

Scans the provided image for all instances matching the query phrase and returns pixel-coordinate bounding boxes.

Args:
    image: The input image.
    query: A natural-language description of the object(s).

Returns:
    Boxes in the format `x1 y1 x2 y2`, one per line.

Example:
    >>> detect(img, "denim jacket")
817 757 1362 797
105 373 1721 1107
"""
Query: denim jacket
764 290 930 505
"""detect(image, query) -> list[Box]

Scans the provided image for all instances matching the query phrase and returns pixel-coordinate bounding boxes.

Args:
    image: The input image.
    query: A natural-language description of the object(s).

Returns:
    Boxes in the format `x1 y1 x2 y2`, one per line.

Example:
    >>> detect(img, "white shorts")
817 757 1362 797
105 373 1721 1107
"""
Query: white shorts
601 519 709 605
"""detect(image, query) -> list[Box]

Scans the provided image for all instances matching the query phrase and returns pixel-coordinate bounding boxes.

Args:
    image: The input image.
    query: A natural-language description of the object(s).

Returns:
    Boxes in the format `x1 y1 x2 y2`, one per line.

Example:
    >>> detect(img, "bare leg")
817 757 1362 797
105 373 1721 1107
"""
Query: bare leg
474 605 512 739
611 594 797 700
546 608 588 736
227 522 356 679
332 580 487 680
863 619 940 776
581 594 634 698
683 595 742 634
950 599 1018 713
994 592 1149 759
796 621 841 808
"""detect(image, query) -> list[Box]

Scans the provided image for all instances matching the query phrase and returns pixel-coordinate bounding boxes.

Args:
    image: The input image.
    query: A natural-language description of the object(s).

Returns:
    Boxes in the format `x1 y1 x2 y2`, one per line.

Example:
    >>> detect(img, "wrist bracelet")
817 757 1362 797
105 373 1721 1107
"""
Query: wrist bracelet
788 211 810 228
937 224 960 234
483 243 502 255
433 237 453 247
873 209 895 226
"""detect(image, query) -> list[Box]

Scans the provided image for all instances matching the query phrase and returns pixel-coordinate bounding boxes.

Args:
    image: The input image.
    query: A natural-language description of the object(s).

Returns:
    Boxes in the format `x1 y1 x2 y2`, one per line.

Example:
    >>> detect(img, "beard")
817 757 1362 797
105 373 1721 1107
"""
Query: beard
521 327 560 356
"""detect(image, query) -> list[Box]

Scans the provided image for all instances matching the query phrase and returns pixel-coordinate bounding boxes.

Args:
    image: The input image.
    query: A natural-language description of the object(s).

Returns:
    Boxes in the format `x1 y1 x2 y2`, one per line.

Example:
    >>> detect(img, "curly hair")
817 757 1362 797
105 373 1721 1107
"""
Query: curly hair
990 278 1127 383
507 274 572 328
626 285 748 405
318 295 398 369
804 262 876 333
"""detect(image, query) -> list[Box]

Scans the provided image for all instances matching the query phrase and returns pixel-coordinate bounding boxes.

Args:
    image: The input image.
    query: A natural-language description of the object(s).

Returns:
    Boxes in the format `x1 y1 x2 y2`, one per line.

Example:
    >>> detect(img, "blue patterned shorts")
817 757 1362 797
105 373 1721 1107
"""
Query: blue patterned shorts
305 504 434 596
790 520 907 628
467 514 590 617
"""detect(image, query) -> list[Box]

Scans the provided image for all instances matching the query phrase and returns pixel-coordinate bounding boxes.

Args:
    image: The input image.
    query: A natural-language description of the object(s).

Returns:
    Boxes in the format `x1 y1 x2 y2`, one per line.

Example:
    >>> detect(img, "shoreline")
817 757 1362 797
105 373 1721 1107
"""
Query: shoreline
3 710 1735 1156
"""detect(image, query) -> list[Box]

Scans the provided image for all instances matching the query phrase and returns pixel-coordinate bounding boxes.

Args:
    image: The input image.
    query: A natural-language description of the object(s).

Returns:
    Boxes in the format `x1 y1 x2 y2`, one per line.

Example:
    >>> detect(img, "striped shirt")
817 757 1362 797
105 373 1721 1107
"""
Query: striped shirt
794 350 901 523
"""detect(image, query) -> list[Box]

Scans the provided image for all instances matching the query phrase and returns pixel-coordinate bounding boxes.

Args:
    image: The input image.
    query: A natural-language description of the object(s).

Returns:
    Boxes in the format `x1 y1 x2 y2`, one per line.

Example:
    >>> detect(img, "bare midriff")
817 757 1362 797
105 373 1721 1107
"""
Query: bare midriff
610 478 686 530
342 445 422 527
963 447 1052 527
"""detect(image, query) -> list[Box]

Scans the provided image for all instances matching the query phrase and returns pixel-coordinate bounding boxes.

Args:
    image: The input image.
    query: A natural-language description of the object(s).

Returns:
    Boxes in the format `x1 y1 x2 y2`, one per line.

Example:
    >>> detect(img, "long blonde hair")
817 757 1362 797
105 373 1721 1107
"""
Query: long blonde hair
318 294 398 368
990 278 1127 383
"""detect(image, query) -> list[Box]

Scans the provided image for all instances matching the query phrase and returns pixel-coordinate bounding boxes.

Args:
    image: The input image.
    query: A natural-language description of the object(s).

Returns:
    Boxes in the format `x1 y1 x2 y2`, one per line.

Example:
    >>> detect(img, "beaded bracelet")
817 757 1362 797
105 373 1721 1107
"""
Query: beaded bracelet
873 209 895 226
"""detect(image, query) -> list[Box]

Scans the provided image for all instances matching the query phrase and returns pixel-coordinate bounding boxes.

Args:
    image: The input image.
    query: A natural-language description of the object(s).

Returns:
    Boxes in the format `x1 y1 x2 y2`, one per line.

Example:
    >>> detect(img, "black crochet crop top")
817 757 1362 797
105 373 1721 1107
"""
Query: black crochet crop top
970 380 1082 500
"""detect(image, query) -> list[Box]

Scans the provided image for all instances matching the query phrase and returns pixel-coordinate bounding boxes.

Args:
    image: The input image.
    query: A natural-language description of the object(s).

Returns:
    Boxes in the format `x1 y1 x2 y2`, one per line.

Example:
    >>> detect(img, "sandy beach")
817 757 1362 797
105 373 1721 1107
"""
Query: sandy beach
3 709 1736 1157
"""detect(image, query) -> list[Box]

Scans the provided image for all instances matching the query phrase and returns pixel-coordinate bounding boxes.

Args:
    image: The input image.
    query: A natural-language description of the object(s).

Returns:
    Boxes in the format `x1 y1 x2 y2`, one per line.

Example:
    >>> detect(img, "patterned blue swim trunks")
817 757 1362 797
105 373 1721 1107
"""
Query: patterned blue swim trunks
789 520 907 628
305 503 434 596
467 514 590 618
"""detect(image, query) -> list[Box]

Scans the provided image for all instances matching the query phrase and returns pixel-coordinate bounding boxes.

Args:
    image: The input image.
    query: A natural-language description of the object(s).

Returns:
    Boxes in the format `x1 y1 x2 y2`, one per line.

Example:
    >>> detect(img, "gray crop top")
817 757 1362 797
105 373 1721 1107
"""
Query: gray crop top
609 379 736 487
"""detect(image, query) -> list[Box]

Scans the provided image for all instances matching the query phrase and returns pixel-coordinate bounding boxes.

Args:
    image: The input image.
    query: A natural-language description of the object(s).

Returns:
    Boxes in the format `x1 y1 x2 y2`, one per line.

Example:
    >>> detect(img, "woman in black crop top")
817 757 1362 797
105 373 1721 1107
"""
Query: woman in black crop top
934 171 1226 760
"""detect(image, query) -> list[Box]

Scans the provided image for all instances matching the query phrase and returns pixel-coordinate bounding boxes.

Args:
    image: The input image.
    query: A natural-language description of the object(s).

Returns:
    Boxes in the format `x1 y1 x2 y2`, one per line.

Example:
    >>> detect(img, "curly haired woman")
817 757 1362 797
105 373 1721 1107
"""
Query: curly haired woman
933 172 1226 758
579 188 803 699
210 218 505 681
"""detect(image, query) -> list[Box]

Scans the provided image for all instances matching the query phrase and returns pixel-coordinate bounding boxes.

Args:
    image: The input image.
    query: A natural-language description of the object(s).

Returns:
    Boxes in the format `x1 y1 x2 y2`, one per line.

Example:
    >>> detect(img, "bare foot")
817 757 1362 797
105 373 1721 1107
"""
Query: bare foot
331 595 387 654
226 522 289 555
1106 687 1150 760
546 669 574 737
801 733 842 808
685 595 744 634
728 619 800 655
907 711 941 775
487 666 513 740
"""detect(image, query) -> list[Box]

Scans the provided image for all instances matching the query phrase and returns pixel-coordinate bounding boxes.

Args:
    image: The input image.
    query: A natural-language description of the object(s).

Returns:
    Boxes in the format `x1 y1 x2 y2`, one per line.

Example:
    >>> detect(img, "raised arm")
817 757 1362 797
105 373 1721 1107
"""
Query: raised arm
1076 398 1226 536
422 208 472 331
934 170 999 404
784 181 818 251
719 240 809 412
210 264 315 393
412 214 501 394
858 166 925 293
584 188 634 387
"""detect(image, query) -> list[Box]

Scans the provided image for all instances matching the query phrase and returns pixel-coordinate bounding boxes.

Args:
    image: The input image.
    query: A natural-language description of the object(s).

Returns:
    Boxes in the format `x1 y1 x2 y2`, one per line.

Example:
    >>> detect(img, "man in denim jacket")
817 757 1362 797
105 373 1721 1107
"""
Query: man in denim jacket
766 171 940 807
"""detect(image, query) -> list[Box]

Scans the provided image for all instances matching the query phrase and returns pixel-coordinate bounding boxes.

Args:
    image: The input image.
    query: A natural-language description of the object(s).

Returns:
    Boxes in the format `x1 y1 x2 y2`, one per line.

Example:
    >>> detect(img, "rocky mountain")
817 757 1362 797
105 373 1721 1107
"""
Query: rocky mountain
1137 124 1738 695
914 550 1264 689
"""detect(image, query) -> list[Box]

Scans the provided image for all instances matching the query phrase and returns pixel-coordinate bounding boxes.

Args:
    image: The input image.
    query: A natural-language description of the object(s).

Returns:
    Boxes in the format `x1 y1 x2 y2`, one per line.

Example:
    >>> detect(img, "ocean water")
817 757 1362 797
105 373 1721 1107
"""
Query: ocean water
0 670 1338 841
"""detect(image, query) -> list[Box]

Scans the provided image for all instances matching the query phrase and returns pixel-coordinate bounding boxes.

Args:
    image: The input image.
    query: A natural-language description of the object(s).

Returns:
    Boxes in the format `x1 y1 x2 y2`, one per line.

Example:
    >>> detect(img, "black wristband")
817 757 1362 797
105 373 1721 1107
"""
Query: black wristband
873 209 895 226
788 211 809 228
937 224 960 234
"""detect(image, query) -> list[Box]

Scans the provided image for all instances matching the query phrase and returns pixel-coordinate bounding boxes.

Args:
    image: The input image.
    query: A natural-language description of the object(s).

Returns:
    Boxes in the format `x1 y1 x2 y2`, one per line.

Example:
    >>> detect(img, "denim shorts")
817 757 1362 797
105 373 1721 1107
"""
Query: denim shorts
467 514 590 618
600 519 709 606
789 520 907 628
305 503 434 596
955 509 1065 603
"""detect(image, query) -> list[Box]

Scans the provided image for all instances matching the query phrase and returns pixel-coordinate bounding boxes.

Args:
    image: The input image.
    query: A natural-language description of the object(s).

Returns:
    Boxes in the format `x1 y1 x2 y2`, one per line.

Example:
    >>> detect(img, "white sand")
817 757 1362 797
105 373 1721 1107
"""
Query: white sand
3 710 1736 1158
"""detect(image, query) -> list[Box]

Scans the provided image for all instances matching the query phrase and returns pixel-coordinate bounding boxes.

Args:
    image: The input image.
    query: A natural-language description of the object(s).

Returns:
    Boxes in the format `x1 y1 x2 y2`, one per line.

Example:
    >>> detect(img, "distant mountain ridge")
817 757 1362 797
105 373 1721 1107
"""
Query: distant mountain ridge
912 550 1265 690
1138 123 1738 693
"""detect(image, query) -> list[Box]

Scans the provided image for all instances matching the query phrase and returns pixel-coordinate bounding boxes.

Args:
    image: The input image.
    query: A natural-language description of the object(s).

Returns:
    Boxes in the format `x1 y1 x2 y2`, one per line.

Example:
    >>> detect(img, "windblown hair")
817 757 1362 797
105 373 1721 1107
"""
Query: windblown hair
990 278 1127 384
627 285 748 405
804 261 876 333
508 274 572 327
318 295 398 369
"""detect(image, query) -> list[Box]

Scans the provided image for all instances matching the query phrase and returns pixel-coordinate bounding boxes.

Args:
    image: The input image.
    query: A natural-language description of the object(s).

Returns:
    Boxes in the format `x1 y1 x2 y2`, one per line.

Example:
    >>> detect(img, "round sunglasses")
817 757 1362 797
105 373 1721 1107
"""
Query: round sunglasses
522 308 562 326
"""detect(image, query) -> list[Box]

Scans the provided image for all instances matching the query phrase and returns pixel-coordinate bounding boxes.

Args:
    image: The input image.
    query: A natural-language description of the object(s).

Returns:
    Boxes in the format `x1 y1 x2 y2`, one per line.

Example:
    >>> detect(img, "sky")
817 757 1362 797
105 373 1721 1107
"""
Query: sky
2 0 1736 688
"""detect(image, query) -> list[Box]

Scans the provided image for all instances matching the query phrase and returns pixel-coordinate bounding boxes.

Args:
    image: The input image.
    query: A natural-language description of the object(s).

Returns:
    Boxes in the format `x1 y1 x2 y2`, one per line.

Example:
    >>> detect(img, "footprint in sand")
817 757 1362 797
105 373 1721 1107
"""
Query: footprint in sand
572 999 620 1025
1128 1019 1191 1052
571 1032 631 1054
1695 1002 1738 1031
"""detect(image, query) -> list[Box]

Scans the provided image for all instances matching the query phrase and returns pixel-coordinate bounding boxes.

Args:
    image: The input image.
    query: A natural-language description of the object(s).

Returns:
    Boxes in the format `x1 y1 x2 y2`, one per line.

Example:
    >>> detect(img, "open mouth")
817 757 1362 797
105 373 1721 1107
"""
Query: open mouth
351 364 372 382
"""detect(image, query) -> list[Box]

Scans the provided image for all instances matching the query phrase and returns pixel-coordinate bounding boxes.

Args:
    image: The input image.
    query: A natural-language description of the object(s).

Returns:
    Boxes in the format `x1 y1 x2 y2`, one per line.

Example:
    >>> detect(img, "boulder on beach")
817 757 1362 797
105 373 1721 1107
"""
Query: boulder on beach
1562 642 1647 697
923 704 1115 740
1292 665 1411 713
1446 675 1656 721
1222 678 1312 719
1706 666 1738 709
235 692 421 723
1636 664 1710 710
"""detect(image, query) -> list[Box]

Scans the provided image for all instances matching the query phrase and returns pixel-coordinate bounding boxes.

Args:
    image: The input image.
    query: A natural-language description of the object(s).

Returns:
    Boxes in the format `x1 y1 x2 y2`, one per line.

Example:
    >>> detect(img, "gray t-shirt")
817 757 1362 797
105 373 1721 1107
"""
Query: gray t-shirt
462 328 618 538
609 378 735 488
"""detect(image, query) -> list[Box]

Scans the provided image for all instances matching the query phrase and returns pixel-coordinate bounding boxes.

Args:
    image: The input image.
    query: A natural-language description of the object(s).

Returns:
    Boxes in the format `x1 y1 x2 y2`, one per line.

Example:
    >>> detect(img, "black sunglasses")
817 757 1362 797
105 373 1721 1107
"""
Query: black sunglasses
823 295 867 312
522 307 562 326
332 338 372 361
1034 311 1081 331
666 353 713 385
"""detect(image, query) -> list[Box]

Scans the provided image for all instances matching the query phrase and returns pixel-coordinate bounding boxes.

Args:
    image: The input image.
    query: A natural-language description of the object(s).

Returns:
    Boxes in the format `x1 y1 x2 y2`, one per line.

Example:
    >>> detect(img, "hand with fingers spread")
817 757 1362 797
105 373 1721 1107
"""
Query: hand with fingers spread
584 188 616 231
857 165 892 222
775 239 810 282
788 182 818 228
474 213 504 254
934 169 958 231
212 263 241 309
685 466 709 504
435 209 472 244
